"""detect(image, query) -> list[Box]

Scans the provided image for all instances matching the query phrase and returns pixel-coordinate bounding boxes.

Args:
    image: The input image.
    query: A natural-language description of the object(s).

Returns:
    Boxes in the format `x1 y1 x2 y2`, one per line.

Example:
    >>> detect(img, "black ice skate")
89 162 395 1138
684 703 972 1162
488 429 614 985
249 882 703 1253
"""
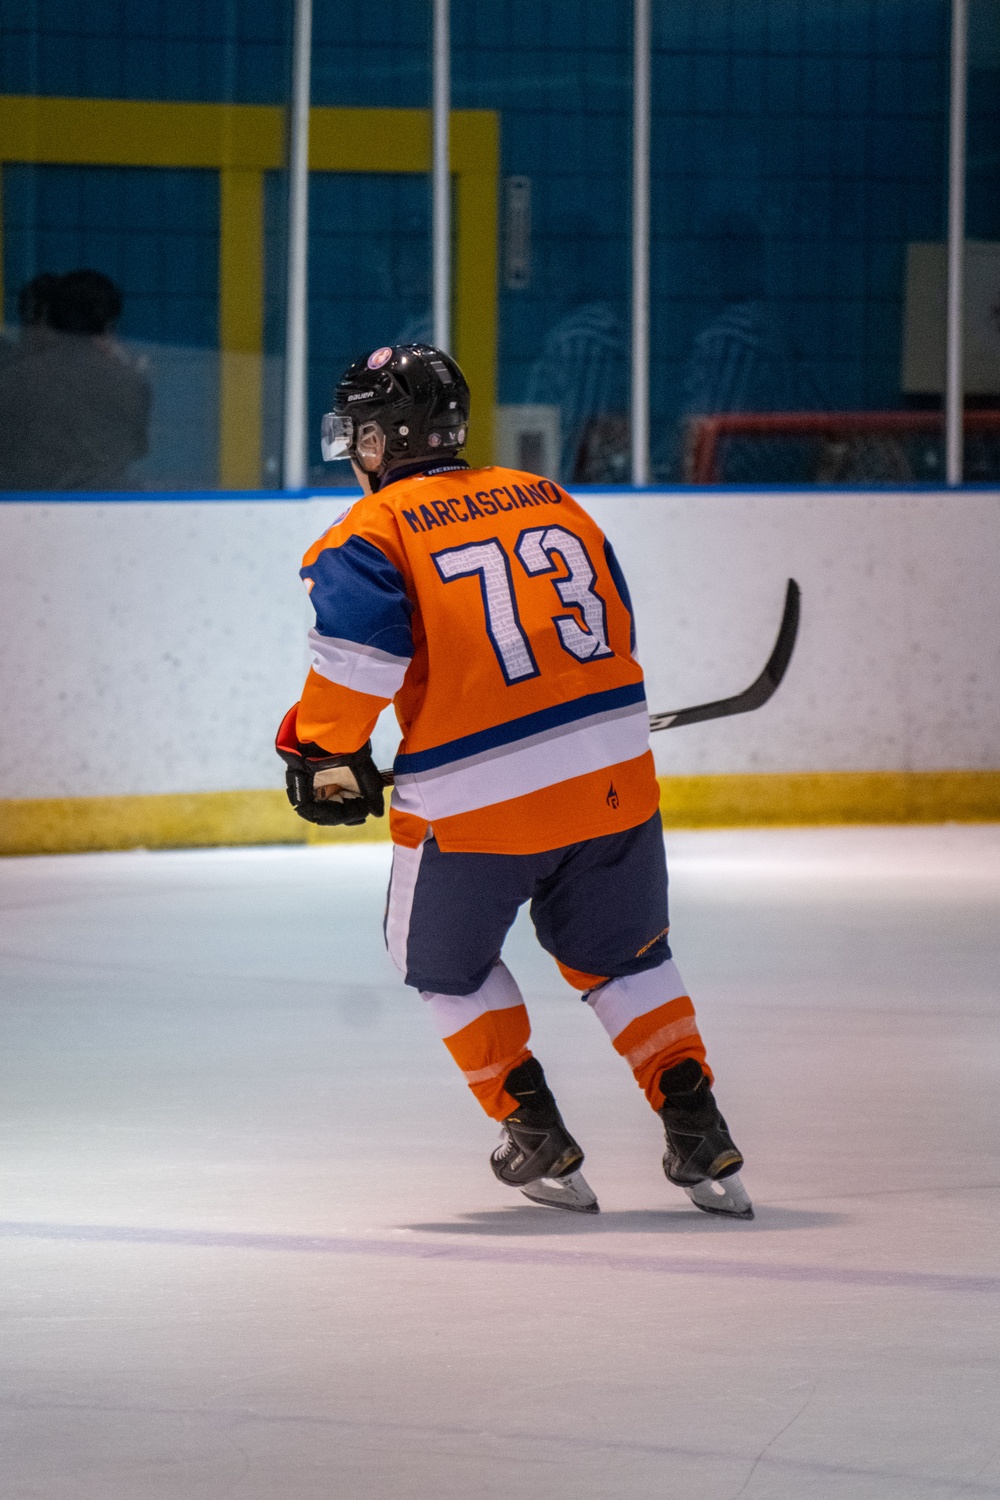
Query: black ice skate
657 1058 753 1219
491 1057 599 1214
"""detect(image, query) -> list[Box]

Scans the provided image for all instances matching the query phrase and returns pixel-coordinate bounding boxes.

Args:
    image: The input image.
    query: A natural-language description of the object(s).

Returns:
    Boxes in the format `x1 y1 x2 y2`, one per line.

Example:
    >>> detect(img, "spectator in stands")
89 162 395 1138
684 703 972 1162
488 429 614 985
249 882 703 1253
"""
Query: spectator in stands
527 303 629 483
1 273 59 370
668 215 821 483
0 270 150 491
525 220 629 483
18 273 61 350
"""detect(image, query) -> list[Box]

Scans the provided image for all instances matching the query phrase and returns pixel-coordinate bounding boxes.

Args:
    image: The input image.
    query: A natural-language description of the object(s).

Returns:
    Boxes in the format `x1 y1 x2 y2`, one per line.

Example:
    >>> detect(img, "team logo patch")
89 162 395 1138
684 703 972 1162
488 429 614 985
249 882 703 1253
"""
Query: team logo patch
367 346 393 370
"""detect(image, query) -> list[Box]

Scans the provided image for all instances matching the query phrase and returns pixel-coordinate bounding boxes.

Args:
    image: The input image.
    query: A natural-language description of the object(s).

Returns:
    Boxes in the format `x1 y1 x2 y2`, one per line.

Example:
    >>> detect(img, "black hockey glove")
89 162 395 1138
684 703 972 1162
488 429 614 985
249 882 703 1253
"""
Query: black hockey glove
275 704 385 827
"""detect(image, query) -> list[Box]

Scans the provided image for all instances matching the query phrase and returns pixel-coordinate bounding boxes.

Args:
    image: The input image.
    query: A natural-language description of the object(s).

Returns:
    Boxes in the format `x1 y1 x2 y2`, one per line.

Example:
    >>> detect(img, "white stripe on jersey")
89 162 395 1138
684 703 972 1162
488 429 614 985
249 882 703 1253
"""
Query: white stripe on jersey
308 627 410 700
390 700 649 821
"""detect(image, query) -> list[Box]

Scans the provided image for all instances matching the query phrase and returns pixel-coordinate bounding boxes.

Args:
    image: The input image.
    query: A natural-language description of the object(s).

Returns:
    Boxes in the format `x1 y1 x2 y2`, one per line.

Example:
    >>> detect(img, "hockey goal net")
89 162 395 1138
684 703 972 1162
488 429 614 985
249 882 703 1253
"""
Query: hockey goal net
684 410 1000 485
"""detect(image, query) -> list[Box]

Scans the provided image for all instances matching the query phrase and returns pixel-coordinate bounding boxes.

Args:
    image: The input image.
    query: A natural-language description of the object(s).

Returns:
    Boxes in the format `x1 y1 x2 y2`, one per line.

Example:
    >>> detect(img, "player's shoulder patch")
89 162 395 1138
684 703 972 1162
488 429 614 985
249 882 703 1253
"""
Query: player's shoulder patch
327 493 373 531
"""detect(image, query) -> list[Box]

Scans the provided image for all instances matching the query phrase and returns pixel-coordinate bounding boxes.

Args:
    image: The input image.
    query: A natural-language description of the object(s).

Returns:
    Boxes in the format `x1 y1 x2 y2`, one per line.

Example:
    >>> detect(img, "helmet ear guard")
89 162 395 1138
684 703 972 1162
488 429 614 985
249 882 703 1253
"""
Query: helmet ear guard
354 420 385 465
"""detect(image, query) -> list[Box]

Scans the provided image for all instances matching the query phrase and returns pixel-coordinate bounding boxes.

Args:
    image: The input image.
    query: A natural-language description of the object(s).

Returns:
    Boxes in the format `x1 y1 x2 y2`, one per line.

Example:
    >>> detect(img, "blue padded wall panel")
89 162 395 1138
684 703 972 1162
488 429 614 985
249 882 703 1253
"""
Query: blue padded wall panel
2 162 220 487
454 0 631 458
646 0 951 475
312 1 427 108
3 163 217 347
2 0 996 486
303 172 430 479
0 0 288 104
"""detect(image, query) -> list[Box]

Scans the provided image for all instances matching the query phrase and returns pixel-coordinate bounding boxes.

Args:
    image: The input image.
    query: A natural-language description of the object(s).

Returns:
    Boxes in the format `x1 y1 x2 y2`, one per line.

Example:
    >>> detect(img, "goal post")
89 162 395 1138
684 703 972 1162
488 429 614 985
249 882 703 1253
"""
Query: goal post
685 409 1000 485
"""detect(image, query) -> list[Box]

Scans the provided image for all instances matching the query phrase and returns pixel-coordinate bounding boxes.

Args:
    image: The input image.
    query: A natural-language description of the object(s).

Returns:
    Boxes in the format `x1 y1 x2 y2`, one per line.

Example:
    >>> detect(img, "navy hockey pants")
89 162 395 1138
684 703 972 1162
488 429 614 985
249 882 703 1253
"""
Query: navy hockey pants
384 811 709 1120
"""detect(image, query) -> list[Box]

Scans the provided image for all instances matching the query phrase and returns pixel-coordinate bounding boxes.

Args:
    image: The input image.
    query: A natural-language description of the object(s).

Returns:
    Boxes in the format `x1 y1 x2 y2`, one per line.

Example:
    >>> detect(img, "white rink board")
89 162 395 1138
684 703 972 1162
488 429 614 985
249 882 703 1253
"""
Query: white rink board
0 488 998 799
585 488 1000 777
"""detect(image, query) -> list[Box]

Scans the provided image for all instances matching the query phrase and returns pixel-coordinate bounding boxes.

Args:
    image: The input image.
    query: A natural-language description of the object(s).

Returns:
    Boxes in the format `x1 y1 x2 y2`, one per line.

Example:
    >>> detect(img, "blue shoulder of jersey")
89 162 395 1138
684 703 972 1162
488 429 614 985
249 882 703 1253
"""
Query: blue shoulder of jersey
301 535 415 659
603 539 637 655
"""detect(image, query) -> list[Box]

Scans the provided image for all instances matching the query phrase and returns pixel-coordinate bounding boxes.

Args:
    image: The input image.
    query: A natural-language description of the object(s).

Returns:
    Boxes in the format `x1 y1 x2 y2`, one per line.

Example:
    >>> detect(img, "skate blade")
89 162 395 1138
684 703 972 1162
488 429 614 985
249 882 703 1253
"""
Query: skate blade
684 1172 754 1220
519 1169 600 1214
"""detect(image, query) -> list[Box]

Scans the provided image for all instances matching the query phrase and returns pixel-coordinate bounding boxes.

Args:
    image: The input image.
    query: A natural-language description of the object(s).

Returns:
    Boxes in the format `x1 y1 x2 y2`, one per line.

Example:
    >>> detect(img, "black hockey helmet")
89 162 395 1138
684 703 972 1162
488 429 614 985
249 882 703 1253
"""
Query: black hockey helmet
321 344 470 469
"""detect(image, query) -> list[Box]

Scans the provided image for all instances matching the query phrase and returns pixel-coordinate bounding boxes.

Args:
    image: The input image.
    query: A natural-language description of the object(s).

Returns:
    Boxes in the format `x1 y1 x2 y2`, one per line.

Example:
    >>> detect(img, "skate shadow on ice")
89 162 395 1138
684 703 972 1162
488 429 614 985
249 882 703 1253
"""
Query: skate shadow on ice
404 1205 844 1237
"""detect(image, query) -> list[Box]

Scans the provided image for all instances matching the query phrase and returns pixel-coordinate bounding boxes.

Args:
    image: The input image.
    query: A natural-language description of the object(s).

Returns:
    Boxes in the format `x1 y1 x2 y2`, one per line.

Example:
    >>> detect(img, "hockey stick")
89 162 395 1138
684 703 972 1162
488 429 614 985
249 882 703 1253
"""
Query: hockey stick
649 577 800 732
377 579 800 784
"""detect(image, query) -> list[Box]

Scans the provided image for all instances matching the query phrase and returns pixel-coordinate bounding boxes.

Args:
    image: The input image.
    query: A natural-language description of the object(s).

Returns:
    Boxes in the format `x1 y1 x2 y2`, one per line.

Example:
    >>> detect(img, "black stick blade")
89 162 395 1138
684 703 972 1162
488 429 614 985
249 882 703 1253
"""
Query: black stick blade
378 579 802 781
648 579 800 733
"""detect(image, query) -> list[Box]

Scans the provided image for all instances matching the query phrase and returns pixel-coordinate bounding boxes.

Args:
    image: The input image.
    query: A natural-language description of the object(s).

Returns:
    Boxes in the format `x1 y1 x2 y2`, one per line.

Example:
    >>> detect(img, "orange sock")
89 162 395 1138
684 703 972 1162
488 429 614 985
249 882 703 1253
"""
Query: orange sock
421 961 532 1120
584 959 710 1108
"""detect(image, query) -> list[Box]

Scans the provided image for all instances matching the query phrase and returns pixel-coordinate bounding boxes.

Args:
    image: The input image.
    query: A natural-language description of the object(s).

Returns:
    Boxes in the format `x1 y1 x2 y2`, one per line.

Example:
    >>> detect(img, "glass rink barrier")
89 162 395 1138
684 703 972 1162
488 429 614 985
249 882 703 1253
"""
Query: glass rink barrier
4 0 998 494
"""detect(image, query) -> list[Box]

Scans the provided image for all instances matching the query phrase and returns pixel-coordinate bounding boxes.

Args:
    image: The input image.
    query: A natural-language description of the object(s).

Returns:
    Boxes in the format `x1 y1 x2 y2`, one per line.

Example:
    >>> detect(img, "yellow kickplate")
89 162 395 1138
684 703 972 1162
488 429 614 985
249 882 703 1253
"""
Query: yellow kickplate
657 770 1000 829
304 815 395 846
0 790 305 856
1 771 998 856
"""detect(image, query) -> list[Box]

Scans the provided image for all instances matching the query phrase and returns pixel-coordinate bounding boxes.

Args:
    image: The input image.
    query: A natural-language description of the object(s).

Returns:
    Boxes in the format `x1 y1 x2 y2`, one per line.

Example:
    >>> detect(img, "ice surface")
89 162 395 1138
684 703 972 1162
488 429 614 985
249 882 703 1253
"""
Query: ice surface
1 826 999 1499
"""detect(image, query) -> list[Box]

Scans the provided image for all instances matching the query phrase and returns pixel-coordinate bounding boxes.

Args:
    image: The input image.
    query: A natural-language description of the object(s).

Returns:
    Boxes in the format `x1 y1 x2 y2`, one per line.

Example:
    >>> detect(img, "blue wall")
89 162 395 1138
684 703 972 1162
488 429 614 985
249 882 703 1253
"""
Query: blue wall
2 0 997 485
3 163 218 347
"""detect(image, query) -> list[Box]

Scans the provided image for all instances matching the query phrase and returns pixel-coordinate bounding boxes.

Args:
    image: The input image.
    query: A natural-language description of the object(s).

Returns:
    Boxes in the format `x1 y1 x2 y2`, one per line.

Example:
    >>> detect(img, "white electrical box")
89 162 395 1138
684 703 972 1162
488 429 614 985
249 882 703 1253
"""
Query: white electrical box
495 404 561 477
902 240 1000 394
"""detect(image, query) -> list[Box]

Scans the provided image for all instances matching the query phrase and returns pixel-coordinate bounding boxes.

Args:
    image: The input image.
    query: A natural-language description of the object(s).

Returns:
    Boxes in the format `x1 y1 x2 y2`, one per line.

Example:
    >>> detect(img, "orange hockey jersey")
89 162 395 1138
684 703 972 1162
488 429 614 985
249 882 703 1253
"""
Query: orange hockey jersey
297 462 660 854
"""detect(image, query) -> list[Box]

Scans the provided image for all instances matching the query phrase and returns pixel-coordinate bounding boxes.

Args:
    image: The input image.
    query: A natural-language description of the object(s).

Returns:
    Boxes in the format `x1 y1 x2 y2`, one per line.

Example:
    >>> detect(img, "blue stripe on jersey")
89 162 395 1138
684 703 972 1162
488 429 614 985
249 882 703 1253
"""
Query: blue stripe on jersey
301 536 414 661
393 681 647 775
603 539 637 655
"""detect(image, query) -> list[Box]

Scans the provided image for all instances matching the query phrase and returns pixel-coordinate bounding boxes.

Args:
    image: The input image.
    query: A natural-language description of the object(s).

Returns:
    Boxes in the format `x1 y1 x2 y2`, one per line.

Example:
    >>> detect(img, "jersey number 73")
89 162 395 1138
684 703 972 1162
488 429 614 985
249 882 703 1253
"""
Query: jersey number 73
431 525 613 686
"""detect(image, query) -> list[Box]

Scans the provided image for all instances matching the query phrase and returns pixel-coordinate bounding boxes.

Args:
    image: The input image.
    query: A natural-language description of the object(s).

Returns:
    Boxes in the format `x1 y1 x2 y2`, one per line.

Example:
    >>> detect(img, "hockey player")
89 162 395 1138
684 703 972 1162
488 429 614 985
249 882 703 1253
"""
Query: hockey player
276 343 751 1219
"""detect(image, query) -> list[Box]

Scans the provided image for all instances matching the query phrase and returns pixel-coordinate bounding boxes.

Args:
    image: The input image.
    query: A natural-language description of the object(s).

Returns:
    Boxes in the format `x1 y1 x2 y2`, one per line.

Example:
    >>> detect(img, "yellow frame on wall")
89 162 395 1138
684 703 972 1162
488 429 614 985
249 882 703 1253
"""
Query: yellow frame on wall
0 95 499 486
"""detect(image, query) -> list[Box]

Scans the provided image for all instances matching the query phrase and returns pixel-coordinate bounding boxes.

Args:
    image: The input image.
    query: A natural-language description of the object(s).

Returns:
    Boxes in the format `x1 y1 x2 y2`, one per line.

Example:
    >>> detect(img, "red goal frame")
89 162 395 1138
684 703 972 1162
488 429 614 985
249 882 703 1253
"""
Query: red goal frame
685 410 1000 484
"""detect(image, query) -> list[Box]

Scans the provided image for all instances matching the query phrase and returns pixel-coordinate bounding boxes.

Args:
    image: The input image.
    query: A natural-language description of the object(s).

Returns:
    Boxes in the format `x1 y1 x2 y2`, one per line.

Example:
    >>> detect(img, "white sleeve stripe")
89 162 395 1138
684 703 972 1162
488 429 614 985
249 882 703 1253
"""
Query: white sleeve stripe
309 630 411 667
308 628 409 698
